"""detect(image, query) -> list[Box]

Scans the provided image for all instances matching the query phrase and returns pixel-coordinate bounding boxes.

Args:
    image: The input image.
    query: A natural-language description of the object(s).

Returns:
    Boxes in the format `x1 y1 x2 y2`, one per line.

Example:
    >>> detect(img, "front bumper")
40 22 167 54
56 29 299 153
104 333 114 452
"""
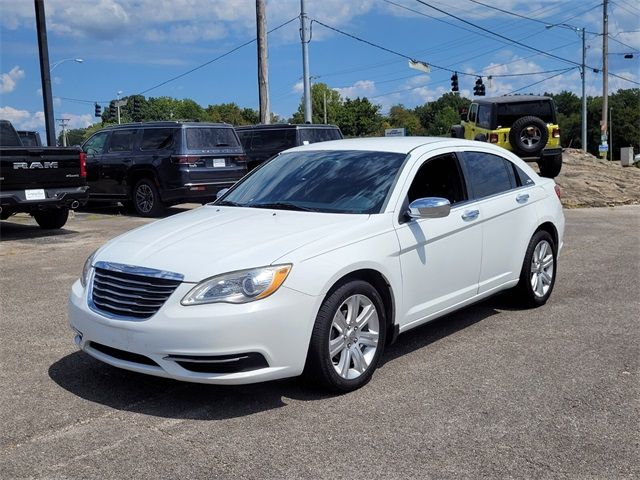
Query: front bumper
68 279 320 384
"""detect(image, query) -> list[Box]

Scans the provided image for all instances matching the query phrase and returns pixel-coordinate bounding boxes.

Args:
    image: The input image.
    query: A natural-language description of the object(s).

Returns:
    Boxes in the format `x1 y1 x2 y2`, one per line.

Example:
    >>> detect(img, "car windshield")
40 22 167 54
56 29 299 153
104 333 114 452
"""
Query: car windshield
218 150 406 214
185 127 240 149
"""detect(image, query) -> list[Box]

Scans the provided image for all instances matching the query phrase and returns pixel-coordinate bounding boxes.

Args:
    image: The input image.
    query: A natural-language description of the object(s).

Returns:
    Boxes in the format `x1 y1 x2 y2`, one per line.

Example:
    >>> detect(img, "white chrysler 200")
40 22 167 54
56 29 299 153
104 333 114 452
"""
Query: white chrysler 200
69 137 564 392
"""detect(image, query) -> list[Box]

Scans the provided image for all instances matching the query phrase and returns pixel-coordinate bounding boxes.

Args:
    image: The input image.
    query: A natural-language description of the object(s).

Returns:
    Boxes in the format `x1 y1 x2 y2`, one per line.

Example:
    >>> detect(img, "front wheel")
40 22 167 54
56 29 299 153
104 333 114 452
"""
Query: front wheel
304 280 386 392
132 178 165 217
33 208 69 229
515 230 557 307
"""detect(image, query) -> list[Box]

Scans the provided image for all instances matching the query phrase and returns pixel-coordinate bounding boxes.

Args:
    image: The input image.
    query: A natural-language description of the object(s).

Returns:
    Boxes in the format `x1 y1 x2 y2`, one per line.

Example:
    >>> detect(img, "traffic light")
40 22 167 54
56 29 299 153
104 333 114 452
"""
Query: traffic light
450 72 459 92
109 101 116 118
133 96 141 121
94 103 102 117
473 77 485 96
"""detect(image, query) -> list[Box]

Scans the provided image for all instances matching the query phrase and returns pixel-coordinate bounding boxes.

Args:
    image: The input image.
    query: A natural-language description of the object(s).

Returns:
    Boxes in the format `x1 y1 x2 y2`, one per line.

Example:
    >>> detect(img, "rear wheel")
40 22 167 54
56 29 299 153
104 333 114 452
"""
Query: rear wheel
304 280 386 392
516 230 557 307
538 154 563 178
132 178 165 217
33 208 69 229
509 116 549 156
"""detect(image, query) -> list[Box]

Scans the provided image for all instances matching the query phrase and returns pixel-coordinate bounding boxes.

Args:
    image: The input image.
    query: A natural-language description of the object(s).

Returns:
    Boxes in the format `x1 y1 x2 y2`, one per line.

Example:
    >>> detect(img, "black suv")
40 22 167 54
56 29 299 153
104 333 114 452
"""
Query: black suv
235 124 343 170
82 122 247 216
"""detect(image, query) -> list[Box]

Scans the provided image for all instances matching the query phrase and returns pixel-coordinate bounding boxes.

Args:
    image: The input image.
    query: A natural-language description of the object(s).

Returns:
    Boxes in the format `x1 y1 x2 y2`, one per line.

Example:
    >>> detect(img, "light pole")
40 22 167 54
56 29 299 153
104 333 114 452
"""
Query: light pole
50 57 83 72
546 24 587 153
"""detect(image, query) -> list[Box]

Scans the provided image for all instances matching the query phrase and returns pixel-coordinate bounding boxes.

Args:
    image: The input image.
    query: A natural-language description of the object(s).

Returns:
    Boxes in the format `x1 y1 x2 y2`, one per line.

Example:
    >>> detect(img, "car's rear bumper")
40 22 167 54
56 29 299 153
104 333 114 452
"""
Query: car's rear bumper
520 147 563 162
160 180 239 204
0 185 89 212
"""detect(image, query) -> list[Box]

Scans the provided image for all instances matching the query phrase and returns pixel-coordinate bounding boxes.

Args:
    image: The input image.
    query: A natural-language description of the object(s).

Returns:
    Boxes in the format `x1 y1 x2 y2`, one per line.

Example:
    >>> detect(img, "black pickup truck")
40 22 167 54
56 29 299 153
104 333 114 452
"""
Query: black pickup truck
0 120 89 229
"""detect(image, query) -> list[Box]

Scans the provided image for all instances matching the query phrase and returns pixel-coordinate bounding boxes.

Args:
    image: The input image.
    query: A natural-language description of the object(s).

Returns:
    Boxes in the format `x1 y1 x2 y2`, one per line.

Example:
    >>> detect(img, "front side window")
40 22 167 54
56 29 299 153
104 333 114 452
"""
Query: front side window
219 150 406 214
185 127 240 149
462 151 516 199
84 132 109 154
107 130 136 152
477 105 492 129
468 104 478 123
407 153 466 205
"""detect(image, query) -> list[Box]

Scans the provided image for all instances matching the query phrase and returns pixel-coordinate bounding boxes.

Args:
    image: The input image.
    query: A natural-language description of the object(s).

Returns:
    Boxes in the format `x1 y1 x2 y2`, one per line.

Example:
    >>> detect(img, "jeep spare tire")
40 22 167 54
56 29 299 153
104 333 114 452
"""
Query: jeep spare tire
509 116 548 156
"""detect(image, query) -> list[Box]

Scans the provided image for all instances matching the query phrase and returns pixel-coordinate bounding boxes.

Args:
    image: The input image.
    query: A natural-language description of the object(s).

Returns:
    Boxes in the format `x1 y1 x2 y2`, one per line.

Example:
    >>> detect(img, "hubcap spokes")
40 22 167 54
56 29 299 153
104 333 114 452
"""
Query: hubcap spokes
521 126 542 147
329 294 380 380
530 240 554 298
136 185 153 213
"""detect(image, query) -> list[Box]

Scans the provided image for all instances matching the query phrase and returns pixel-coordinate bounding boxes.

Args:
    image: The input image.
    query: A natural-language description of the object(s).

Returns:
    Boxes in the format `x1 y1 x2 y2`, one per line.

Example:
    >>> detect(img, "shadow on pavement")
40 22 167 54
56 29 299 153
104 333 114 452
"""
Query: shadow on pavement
48 295 516 420
0 221 77 241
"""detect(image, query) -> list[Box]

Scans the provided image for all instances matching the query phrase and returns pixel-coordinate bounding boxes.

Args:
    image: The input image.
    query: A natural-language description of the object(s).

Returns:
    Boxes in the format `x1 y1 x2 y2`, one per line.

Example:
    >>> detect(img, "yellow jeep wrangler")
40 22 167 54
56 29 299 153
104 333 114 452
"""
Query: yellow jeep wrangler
451 96 563 178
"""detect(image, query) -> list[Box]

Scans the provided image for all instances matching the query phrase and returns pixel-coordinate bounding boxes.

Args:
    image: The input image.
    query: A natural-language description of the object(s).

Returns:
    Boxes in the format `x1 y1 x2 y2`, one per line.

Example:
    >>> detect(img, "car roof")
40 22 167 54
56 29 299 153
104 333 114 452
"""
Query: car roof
235 123 340 131
102 121 233 130
284 136 485 154
473 95 552 104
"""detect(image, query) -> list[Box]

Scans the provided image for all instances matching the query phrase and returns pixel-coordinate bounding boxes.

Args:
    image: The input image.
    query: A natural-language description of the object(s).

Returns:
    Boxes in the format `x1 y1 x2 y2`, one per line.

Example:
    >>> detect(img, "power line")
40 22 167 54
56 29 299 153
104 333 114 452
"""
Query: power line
506 68 576 94
137 16 298 95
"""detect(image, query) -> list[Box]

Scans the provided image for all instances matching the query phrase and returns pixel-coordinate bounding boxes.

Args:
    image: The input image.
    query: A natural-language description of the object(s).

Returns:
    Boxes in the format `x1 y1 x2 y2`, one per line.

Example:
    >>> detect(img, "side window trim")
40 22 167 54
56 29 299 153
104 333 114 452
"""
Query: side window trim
459 150 525 201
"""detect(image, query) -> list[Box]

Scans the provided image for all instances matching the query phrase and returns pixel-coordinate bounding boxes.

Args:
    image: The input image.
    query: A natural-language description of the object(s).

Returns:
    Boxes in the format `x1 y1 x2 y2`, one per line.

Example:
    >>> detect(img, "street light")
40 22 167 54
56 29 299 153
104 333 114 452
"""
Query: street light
50 57 83 72
546 23 587 154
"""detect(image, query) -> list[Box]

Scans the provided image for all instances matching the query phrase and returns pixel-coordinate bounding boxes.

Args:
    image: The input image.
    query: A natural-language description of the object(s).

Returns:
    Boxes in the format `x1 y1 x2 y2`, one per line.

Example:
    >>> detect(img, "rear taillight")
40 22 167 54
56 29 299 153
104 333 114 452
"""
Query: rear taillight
171 155 200 165
489 133 499 143
552 127 560 138
233 154 248 164
79 152 87 177
554 184 561 199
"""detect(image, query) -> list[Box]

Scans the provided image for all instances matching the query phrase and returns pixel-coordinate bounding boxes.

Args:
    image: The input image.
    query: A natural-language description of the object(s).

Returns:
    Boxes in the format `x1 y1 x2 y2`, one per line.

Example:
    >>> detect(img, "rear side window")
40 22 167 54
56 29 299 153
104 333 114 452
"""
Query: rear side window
185 128 239 149
462 151 516 199
140 128 175 150
236 130 252 149
251 129 296 151
497 101 555 126
108 130 136 152
298 128 342 144
513 164 534 186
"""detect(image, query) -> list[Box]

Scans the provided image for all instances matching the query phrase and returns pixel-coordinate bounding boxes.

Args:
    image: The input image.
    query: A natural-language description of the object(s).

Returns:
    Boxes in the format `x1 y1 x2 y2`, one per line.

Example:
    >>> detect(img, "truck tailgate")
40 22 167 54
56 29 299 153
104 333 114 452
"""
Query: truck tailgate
0 147 85 189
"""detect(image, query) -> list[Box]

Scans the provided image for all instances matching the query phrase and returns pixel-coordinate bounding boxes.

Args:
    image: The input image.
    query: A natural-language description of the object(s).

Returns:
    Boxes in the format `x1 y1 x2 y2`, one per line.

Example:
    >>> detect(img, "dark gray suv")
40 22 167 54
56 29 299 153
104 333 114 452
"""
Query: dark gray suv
82 122 247 216
235 124 343 170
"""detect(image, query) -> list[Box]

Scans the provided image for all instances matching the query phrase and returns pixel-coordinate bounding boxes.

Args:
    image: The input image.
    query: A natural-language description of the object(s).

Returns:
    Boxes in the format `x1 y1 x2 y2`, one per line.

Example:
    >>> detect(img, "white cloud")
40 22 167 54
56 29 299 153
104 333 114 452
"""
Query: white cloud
0 66 25 93
0 106 43 130
334 80 376 99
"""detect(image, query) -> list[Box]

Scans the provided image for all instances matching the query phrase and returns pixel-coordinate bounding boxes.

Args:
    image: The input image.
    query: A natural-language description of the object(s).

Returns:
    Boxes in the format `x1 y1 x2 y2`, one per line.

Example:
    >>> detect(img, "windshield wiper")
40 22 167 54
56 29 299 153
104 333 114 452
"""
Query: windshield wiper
247 202 319 212
216 200 243 207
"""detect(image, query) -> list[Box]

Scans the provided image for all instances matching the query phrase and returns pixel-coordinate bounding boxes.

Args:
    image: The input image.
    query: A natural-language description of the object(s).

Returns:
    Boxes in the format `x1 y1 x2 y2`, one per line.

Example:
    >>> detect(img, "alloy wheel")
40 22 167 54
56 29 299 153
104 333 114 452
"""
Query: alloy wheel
530 240 554 298
135 184 154 214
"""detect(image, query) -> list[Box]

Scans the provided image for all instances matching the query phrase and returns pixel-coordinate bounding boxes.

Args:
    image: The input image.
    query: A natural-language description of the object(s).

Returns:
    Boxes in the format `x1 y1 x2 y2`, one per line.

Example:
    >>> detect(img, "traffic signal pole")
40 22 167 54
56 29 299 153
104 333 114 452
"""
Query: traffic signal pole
34 0 56 146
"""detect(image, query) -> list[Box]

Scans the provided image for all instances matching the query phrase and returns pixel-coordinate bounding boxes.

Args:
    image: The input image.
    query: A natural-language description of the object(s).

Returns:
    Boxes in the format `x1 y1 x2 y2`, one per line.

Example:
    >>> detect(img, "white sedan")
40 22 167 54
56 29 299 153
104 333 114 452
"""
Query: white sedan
69 137 564 392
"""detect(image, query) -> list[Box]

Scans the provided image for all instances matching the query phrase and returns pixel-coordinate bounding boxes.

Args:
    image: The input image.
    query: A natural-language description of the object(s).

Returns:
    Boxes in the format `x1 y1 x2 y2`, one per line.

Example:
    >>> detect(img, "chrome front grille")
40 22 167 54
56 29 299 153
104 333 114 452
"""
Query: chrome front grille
90 262 183 319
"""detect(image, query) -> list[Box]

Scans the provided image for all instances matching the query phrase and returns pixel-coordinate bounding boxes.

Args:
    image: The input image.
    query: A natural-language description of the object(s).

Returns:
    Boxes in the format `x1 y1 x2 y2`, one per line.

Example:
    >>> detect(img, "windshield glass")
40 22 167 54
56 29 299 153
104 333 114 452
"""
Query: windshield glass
185 127 240 149
219 150 406 214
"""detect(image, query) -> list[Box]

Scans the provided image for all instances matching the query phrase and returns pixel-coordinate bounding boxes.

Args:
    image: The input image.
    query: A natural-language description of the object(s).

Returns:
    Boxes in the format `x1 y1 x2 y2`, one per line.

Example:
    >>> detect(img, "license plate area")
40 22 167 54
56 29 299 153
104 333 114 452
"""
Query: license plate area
25 189 46 200
206 158 227 168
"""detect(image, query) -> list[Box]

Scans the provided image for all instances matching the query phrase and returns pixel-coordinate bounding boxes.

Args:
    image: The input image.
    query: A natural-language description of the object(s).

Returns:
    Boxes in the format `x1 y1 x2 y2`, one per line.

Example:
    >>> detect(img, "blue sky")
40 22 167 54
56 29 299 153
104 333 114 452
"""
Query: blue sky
1 0 638 142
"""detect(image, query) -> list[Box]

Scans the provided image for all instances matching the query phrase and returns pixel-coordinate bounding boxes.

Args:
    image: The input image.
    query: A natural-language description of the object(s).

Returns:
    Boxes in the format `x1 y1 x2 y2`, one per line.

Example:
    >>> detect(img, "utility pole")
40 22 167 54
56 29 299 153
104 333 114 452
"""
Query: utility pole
323 90 327 124
116 91 124 125
57 118 70 146
300 0 312 123
34 0 55 146
581 28 587 154
256 0 270 124
601 0 609 156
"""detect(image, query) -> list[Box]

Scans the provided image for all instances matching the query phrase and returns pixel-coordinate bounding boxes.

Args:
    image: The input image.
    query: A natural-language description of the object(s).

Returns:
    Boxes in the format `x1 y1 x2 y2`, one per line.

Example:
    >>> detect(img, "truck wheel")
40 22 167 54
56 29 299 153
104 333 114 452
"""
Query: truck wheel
538 154 563 178
509 116 549 156
132 178 165 217
33 208 69 229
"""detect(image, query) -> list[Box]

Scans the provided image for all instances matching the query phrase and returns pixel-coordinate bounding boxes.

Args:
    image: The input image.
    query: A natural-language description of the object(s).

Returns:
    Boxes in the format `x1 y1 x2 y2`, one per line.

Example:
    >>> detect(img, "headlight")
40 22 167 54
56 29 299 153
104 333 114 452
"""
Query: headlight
80 250 96 288
181 264 292 305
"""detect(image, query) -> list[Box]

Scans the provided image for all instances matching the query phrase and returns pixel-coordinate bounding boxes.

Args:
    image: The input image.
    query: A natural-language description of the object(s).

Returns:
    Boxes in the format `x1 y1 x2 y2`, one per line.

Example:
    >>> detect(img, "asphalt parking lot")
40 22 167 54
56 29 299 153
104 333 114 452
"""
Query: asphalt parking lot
1 205 638 479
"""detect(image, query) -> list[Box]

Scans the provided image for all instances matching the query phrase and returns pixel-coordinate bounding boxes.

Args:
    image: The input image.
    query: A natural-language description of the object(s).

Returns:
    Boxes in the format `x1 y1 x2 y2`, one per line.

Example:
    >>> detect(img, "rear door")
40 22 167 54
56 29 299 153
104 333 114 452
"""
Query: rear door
180 126 246 187
459 150 541 293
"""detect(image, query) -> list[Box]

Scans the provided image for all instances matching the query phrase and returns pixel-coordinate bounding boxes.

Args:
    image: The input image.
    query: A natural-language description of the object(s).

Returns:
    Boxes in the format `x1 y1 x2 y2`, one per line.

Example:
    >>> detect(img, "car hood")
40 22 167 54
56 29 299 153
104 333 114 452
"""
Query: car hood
94 206 371 282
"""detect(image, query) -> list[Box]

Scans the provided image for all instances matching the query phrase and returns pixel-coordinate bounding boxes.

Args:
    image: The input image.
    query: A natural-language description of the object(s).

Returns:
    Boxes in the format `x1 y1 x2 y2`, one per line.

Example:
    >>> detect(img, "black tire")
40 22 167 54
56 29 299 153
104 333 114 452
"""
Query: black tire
509 116 549 156
33 208 69 229
474 133 487 142
538 154 563 178
303 280 387 392
132 178 165 217
451 125 464 138
515 230 557 307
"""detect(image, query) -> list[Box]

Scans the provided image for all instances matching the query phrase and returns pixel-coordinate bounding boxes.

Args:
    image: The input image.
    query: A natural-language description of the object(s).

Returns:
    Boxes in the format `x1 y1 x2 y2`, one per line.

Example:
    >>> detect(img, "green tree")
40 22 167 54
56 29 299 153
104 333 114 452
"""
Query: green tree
291 83 343 124
337 97 383 137
387 105 423 135
546 91 582 148
205 103 258 125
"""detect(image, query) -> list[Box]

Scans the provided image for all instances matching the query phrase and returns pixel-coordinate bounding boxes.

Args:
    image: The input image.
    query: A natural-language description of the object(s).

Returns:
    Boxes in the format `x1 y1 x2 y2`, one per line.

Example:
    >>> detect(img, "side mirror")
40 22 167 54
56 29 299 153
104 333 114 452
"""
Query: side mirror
216 188 229 200
407 197 451 219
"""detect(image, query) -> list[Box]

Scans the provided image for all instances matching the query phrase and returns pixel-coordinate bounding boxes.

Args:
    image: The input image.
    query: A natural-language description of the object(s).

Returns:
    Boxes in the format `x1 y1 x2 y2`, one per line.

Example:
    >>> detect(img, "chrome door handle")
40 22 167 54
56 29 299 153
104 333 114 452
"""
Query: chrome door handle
516 193 530 204
461 209 480 221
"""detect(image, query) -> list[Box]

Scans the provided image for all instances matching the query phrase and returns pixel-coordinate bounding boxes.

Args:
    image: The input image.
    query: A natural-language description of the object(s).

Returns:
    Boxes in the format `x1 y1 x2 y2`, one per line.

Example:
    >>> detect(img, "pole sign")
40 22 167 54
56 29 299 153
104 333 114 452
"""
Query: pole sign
385 128 406 137
599 144 609 152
